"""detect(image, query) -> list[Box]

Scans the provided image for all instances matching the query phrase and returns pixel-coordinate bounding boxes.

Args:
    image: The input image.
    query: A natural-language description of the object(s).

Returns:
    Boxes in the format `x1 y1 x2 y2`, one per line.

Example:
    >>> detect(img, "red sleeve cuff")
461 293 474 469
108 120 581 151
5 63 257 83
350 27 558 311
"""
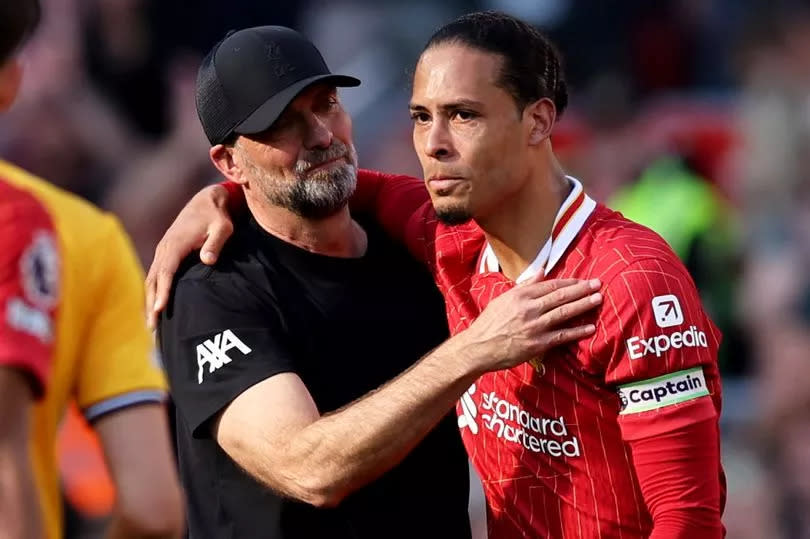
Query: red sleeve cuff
619 396 717 441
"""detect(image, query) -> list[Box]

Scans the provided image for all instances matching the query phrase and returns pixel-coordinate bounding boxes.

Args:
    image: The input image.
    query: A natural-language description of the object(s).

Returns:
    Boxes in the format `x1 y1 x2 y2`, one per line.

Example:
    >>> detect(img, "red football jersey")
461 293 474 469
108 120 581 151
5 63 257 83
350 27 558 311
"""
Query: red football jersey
355 170 725 538
0 179 59 397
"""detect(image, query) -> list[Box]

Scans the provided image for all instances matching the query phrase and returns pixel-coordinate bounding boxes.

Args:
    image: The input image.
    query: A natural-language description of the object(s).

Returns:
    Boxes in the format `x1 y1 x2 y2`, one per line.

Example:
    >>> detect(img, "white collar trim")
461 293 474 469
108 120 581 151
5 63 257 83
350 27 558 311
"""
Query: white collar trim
478 176 596 282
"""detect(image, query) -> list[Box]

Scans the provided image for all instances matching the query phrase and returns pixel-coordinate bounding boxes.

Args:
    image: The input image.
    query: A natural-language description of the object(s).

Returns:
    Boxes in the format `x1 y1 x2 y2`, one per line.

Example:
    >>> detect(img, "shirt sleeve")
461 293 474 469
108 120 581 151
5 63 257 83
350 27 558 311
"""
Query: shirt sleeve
627 417 725 538
0 195 60 398
159 275 298 438
586 257 723 440
350 169 437 264
75 215 167 421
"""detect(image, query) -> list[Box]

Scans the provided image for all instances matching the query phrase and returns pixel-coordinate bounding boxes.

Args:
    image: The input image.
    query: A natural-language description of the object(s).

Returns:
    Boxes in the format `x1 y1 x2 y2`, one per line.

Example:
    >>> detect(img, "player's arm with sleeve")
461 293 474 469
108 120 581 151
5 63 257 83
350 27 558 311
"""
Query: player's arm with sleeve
75 215 183 539
595 258 724 538
349 169 436 262
0 195 59 539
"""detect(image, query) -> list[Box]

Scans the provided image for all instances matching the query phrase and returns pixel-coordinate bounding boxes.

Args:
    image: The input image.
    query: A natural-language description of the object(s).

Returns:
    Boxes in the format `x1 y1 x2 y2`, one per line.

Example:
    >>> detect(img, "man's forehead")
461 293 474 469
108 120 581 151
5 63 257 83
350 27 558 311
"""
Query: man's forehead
411 45 508 107
412 45 504 104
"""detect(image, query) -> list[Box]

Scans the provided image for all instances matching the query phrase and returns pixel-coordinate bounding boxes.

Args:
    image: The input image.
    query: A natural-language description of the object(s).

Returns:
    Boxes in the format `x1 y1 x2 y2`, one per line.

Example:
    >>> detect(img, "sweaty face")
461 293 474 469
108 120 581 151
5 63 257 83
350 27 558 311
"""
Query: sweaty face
410 44 532 224
234 84 358 220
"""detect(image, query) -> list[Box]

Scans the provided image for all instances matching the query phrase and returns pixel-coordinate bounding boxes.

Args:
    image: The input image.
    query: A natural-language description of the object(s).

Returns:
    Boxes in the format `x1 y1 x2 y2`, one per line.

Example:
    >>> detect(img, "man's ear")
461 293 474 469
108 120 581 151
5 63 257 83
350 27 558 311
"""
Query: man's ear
0 60 23 113
525 97 556 146
210 142 246 185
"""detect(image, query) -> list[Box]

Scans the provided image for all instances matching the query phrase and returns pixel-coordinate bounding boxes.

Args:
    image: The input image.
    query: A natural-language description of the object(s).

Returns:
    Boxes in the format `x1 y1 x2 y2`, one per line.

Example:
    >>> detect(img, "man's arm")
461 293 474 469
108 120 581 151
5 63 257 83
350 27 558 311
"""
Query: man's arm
94 404 184 539
349 170 434 259
0 369 41 539
627 417 723 538
213 275 602 507
595 258 725 538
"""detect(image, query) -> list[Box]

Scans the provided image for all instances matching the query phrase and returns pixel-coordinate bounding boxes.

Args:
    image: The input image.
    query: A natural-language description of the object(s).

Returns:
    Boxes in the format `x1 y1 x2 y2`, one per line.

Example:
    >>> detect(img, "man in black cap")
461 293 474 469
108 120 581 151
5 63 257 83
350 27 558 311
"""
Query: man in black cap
158 25 600 539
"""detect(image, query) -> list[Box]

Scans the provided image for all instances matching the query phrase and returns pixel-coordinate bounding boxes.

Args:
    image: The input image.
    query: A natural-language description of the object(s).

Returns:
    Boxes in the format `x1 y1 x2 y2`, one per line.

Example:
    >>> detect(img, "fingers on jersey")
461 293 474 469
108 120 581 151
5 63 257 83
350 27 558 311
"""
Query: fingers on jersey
147 184 237 328
525 278 600 311
533 282 602 324
200 216 233 265
527 280 601 352
145 247 179 330
537 321 597 349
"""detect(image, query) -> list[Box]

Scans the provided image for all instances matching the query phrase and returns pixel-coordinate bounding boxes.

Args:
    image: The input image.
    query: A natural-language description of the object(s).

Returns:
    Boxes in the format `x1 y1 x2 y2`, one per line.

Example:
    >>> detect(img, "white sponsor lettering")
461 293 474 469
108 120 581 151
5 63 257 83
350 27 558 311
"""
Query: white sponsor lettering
5 297 52 342
626 325 708 360
617 367 709 414
457 384 479 434
457 385 581 458
196 329 252 383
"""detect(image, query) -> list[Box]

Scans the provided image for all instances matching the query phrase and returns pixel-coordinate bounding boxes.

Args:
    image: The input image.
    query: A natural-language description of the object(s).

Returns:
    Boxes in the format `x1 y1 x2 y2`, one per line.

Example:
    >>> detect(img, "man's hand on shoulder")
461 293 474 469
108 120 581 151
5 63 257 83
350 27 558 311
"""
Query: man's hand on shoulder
146 183 234 329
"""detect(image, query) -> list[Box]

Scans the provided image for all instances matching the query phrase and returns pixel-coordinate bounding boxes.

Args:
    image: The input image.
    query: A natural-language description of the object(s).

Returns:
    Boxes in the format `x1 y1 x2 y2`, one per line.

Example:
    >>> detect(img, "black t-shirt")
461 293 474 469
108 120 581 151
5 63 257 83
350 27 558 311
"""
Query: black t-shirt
159 212 471 539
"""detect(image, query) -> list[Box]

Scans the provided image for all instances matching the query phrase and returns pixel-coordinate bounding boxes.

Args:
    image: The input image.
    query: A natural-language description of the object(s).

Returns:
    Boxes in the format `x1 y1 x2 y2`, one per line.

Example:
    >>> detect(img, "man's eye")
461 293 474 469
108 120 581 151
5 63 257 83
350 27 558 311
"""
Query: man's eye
453 110 476 121
410 112 430 123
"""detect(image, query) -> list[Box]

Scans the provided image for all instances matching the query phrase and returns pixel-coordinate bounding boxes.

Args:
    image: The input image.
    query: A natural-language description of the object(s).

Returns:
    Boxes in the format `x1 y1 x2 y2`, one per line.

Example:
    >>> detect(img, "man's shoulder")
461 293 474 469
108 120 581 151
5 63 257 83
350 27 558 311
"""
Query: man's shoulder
432 221 486 266
0 178 53 230
0 159 109 230
175 217 264 284
173 251 256 297
574 204 688 285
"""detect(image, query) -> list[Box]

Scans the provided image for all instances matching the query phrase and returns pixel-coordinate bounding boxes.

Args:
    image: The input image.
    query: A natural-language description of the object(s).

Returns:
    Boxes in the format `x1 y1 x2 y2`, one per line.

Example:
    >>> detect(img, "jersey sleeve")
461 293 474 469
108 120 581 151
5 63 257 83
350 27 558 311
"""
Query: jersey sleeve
587 257 723 440
350 169 437 264
158 275 298 438
75 215 167 421
0 196 60 398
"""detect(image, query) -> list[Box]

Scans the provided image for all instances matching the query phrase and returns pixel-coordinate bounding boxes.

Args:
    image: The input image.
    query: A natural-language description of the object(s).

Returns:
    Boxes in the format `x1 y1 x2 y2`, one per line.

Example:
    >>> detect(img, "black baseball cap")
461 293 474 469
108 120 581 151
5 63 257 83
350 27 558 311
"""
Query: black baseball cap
196 26 361 145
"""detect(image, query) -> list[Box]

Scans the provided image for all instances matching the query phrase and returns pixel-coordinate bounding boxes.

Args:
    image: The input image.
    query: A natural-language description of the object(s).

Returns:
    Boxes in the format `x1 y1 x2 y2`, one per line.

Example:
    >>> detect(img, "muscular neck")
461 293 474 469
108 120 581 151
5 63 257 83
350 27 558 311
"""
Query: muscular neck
246 196 366 258
477 152 571 281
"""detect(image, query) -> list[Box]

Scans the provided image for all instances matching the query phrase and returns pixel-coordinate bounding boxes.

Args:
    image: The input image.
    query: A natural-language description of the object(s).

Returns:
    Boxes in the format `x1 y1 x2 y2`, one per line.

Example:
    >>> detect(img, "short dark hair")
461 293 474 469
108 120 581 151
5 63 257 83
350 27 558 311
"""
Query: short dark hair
424 11 568 118
0 0 41 64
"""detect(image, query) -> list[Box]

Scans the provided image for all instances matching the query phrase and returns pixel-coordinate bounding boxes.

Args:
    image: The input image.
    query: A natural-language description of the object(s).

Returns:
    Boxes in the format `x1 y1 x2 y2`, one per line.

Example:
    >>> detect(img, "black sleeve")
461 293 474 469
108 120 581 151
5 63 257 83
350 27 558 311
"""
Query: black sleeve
159 275 297 438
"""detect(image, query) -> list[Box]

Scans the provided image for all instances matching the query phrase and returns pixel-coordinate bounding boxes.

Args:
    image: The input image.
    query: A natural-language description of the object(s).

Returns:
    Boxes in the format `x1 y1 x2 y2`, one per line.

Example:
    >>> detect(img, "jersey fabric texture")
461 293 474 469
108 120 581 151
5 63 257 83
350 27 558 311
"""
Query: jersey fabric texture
159 212 472 539
0 159 167 539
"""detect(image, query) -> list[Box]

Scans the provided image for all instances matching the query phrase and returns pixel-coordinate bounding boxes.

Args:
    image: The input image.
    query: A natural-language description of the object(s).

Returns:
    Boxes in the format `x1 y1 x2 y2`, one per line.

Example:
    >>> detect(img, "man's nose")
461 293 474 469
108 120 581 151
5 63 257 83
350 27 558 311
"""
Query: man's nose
303 113 333 150
424 120 453 160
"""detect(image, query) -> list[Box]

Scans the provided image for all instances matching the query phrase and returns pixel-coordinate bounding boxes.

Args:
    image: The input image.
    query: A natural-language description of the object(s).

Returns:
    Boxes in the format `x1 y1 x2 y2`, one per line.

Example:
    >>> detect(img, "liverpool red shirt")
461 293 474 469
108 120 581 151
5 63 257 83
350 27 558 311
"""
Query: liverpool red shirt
352 170 725 538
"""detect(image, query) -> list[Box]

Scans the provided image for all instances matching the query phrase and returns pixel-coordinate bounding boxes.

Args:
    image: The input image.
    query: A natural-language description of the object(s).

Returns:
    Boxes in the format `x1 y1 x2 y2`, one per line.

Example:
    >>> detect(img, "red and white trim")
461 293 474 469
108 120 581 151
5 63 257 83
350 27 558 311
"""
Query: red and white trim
478 176 596 282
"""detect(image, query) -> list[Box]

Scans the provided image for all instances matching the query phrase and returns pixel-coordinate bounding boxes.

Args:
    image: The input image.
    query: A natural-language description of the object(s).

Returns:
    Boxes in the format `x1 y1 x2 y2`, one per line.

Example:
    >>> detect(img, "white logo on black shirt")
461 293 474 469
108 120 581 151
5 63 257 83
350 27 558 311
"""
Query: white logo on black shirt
196 329 252 383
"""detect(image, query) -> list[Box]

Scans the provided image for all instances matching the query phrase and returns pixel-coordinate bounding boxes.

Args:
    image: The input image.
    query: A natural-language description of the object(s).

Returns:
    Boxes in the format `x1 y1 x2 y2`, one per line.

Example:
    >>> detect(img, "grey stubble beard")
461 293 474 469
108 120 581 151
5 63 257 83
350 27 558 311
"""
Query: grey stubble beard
243 140 359 220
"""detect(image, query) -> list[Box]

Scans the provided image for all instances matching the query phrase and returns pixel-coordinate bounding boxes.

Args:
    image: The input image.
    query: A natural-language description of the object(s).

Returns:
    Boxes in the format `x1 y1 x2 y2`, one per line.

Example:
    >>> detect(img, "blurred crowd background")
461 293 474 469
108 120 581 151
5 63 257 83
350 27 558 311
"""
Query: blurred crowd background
5 0 810 537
